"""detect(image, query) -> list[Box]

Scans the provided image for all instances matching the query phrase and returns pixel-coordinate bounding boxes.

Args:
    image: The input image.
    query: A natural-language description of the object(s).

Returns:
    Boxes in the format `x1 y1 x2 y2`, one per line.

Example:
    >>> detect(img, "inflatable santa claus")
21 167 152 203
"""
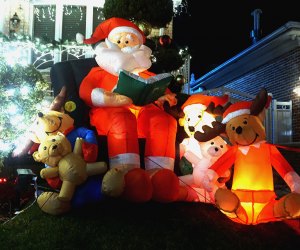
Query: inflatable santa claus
79 17 180 202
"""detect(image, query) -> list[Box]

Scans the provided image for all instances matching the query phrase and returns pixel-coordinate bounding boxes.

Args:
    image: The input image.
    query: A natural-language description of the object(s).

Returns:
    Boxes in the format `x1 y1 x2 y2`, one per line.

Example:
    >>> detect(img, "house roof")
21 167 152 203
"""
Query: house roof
190 21 300 92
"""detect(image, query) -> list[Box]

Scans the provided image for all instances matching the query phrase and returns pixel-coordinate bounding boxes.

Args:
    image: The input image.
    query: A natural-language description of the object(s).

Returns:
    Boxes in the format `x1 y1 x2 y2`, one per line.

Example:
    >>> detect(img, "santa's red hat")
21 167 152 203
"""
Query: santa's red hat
84 17 145 45
181 94 229 111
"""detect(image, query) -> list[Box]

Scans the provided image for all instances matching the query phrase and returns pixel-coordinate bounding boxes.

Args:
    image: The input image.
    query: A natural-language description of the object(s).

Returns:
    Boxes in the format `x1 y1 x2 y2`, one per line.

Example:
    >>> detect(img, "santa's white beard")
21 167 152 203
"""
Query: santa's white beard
94 39 152 76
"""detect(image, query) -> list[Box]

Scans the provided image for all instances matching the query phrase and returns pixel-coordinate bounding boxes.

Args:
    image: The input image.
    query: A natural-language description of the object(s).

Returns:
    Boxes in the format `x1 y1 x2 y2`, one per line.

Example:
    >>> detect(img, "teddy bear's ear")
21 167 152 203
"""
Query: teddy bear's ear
178 117 185 127
57 132 65 137
33 151 42 162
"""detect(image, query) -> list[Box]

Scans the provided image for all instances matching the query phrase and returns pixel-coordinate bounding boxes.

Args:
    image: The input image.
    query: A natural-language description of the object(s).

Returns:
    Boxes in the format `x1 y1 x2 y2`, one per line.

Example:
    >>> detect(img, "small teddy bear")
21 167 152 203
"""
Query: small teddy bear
178 94 229 173
179 135 230 203
33 132 107 215
30 110 99 163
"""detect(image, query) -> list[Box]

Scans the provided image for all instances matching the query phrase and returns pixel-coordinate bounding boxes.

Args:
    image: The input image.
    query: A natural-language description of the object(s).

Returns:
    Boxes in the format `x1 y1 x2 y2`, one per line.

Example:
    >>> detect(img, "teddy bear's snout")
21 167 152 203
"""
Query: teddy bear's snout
208 146 222 157
235 126 243 135
49 144 61 155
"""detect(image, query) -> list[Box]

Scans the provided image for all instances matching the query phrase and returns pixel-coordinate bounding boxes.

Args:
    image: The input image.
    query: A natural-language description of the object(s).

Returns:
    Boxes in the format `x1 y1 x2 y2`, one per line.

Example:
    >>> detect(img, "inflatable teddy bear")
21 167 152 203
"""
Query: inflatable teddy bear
179 135 230 202
13 86 98 163
30 109 98 163
33 132 107 215
195 88 300 225
178 93 229 175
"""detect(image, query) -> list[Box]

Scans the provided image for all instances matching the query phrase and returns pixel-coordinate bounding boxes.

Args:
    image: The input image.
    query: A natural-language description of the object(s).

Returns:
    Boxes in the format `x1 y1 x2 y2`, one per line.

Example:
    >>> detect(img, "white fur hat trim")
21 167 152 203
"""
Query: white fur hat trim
222 109 250 124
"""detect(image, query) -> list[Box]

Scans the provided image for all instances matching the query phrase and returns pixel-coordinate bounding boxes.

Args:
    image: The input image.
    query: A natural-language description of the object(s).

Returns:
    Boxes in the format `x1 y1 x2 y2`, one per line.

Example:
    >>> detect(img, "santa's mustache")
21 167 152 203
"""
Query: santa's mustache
93 38 152 76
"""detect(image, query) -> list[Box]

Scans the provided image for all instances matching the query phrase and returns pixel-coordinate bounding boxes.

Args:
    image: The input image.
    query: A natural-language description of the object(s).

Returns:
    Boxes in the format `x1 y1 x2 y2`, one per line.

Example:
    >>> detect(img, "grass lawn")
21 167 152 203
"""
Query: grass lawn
0 197 299 250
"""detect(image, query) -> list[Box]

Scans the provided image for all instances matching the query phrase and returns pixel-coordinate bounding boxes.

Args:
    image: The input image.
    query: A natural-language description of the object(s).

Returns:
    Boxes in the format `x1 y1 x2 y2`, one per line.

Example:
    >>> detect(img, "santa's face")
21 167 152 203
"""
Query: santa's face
94 31 152 76
109 32 140 49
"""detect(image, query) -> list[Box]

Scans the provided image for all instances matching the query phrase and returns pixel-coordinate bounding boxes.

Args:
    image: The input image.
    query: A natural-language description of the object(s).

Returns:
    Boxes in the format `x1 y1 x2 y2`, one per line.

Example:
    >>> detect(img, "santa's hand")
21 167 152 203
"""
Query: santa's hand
155 93 177 109
284 171 300 193
103 91 133 107
91 88 132 107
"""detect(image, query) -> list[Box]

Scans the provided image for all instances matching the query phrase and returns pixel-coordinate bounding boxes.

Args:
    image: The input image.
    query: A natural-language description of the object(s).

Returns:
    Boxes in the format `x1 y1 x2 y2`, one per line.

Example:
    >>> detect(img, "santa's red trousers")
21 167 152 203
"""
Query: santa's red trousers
89 103 177 165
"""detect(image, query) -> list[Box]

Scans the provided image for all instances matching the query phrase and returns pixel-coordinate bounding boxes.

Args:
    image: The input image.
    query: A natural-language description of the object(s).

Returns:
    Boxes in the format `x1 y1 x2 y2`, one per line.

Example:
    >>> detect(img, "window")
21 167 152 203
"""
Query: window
93 7 105 31
33 5 56 42
62 5 86 42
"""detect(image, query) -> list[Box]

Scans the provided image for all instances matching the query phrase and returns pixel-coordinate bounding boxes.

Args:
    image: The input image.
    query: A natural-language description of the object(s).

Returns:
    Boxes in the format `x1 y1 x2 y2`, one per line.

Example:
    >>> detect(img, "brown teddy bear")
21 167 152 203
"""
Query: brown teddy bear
33 132 107 215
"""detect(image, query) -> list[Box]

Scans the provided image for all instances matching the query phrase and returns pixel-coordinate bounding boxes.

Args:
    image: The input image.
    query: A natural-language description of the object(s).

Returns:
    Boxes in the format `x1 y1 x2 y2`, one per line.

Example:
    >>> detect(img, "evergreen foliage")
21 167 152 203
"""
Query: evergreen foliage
0 59 50 168
103 0 174 28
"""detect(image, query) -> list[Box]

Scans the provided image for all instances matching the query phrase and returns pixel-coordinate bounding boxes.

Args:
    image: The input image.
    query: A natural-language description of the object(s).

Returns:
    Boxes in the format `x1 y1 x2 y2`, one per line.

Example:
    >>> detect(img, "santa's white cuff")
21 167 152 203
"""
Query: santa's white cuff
110 153 140 169
91 88 105 106
144 156 174 171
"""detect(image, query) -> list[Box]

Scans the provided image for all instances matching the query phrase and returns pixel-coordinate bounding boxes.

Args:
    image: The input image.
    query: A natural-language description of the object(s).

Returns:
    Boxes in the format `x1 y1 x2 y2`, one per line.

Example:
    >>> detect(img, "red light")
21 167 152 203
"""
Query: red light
0 178 7 183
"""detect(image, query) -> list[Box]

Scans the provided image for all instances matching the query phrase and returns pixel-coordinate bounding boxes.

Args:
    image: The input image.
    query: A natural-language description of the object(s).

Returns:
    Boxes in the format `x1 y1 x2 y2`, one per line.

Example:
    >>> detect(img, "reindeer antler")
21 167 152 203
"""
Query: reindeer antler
250 87 268 116
49 86 67 111
205 101 232 117
194 121 226 142
194 100 231 142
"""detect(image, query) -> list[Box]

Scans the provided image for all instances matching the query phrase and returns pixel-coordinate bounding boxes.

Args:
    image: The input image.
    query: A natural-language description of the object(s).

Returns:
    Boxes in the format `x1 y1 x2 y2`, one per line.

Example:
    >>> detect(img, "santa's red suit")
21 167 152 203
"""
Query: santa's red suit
79 67 177 170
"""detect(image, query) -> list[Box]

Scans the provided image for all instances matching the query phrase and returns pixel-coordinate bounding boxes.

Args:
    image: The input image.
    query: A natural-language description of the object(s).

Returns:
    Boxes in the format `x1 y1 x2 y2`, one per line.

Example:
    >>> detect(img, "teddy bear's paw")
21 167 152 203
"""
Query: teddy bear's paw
37 192 71 215
214 188 240 213
101 168 126 197
274 192 300 218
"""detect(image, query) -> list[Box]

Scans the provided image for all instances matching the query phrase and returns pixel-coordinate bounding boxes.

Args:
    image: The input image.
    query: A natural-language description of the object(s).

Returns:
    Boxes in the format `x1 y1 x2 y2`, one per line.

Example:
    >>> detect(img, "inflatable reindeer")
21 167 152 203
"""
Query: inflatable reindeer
195 88 300 225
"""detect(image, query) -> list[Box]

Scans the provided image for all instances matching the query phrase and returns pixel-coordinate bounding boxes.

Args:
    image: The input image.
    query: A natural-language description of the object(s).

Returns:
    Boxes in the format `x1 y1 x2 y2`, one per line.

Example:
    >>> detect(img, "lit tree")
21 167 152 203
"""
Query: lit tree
0 57 50 168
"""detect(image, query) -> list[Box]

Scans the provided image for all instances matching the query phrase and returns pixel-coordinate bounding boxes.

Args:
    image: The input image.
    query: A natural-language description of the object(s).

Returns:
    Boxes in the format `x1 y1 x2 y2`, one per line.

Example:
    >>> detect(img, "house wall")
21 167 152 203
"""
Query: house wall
0 1 173 39
223 47 300 141
0 0 31 36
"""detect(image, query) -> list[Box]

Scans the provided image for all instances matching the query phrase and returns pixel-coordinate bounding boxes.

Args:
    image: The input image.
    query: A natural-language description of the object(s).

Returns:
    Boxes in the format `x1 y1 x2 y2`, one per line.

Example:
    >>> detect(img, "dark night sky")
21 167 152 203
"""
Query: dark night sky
173 0 300 79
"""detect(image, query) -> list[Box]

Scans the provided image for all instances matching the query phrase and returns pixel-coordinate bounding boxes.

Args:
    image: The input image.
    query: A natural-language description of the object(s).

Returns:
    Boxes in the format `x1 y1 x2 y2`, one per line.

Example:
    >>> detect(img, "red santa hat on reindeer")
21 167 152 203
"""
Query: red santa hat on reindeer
84 17 146 45
222 94 272 124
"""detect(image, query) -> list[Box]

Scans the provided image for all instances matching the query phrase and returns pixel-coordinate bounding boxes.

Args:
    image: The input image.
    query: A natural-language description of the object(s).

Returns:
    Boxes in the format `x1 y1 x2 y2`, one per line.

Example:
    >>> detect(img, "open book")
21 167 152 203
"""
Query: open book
113 70 174 106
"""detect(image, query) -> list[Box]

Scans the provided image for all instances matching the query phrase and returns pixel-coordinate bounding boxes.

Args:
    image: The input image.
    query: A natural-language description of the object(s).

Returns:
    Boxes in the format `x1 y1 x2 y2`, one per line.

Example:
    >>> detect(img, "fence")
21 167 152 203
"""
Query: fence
0 40 94 70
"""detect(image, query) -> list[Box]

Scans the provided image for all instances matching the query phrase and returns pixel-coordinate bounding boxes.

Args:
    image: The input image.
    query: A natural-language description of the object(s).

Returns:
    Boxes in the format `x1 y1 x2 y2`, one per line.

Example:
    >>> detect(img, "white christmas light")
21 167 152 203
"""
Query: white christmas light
20 85 31 96
6 88 15 96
